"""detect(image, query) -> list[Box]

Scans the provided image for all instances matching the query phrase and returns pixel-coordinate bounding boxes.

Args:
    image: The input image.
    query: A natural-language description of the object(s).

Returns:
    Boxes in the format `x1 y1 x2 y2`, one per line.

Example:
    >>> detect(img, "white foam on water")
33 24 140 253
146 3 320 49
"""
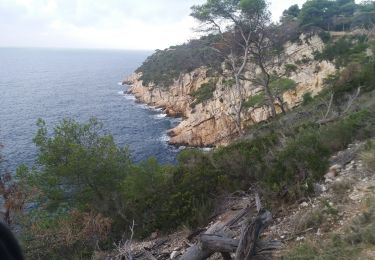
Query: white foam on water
117 82 123 86
124 94 136 101
154 113 167 119
160 133 170 142
149 106 163 112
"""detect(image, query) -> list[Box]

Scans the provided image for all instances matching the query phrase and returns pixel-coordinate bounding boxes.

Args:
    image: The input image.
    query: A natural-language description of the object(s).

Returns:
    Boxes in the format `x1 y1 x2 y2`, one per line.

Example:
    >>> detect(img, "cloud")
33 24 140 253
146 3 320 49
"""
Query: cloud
0 0 317 50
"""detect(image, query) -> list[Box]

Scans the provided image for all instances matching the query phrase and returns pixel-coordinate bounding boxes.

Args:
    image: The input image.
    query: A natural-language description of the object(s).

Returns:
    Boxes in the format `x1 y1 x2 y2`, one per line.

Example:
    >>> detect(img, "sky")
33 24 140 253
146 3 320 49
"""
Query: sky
0 0 309 50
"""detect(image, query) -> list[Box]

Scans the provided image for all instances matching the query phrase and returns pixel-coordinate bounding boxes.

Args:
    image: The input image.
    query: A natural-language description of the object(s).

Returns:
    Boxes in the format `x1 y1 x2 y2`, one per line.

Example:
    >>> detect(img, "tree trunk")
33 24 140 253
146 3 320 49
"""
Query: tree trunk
276 96 286 114
234 74 244 136
180 209 276 260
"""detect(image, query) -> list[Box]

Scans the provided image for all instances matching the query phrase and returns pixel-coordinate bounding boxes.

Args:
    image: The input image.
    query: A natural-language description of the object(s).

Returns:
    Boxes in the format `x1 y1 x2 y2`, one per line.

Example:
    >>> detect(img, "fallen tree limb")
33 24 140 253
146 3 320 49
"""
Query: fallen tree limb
180 209 275 260
235 209 272 260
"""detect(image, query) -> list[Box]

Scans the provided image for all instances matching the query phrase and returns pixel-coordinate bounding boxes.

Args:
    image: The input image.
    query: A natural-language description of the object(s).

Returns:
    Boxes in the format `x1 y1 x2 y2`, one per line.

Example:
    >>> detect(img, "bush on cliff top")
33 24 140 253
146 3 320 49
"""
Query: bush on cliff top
136 35 224 87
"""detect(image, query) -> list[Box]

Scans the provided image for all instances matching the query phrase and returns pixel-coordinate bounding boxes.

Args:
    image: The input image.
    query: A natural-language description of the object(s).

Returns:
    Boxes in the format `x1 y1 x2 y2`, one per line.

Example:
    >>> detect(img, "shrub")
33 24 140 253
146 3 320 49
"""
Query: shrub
269 127 330 196
285 63 298 75
243 92 265 108
302 92 313 105
318 31 331 43
360 141 375 172
190 80 216 107
320 110 372 152
136 35 224 87
270 78 297 95
314 35 369 67
17 118 133 257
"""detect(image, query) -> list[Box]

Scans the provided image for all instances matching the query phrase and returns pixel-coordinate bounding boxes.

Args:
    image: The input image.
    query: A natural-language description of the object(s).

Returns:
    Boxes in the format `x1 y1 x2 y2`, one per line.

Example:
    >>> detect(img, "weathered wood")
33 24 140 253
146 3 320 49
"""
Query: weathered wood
221 252 232 260
225 205 254 228
201 234 238 252
180 208 275 260
143 249 157 260
235 209 272 260
180 222 226 260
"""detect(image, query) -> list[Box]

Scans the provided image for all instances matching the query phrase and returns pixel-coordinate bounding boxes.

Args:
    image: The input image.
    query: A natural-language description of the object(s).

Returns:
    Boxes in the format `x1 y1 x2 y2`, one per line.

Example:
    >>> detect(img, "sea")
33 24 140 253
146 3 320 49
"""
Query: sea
0 47 183 172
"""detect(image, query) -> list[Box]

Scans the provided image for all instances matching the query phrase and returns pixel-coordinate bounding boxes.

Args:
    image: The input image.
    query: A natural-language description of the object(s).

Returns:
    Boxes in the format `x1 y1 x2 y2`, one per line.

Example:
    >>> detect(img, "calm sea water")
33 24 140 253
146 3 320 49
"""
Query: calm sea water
0 47 182 171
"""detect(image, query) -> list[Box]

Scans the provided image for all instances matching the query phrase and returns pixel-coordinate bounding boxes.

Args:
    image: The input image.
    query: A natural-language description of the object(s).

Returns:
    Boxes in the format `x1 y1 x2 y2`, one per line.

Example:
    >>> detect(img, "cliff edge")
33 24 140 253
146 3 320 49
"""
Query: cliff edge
124 34 336 147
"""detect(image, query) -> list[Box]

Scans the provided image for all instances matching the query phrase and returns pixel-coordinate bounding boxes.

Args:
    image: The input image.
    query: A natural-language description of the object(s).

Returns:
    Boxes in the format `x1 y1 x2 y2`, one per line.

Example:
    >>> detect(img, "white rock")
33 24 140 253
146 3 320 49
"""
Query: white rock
296 236 305 241
300 202 309 208
170 251 180 259
329 164 342 173
324 170 336 180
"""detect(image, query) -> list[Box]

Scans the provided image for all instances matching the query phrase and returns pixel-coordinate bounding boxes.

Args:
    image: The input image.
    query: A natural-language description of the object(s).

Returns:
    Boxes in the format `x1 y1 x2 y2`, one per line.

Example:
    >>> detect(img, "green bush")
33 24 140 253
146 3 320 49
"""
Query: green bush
17 118 133 258
314 35 369 67
285 63 298 75
243 92 265 108
302 92 313 105
319 31 331 43
190 80 216 107
136 35 223 87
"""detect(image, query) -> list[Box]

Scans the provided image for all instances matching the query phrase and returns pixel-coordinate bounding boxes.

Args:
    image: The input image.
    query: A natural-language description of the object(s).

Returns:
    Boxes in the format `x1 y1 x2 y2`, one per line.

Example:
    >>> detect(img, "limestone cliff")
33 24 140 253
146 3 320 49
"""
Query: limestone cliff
124 34 336 147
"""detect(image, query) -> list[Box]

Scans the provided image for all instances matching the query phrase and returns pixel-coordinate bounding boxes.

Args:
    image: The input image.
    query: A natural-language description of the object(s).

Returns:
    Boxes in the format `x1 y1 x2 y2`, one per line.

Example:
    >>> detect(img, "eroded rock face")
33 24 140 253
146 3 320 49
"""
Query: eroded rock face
124 35 336 147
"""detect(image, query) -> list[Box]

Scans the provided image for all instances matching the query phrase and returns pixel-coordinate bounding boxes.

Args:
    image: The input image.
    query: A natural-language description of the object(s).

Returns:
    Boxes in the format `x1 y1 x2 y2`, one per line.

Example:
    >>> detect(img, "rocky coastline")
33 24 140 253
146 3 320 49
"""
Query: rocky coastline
123 34 336 147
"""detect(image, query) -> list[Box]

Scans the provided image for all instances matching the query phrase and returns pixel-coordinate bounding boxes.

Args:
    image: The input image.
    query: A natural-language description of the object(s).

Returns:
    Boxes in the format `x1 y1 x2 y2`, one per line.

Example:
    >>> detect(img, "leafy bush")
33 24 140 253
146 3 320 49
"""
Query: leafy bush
190 80 216 107
314 35 369 67
17 118 134 257
318 31 331 43
136 35 224 87
270 78 297 94
284 63 298 75
243 92 265 108
302 92 313 105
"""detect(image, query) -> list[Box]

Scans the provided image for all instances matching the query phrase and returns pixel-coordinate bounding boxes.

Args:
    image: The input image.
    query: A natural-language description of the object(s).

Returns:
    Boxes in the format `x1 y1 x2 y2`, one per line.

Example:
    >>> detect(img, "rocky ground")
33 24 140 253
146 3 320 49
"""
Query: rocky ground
98 140 374 259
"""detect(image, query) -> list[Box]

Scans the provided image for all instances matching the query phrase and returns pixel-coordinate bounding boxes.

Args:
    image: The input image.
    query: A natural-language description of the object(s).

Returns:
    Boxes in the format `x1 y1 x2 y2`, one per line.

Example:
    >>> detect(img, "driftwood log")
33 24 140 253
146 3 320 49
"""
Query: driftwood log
180 208 278 260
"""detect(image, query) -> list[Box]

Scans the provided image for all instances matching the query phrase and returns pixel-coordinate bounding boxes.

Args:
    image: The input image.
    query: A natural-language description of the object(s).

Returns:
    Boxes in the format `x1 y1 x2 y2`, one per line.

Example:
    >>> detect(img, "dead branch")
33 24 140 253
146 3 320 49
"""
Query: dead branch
235 209 272 260
317 87 361 125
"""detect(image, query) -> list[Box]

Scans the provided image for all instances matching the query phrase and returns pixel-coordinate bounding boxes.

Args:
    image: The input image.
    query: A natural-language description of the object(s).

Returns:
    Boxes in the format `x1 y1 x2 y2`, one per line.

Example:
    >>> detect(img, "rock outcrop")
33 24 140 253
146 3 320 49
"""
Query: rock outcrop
124 34 336 147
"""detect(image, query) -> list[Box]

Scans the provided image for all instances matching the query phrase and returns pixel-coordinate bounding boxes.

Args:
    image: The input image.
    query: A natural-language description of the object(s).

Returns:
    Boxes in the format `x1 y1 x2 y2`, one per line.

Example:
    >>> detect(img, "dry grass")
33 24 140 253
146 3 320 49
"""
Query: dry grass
360 141 375 172
285 196 375 260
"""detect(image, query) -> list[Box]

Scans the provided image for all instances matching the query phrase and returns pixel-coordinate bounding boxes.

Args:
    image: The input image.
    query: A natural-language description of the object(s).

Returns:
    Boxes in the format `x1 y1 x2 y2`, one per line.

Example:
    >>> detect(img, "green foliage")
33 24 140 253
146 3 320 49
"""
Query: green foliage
284 63 298 75
21 118 131 215
302 92 314 105
318 31 331 43
270 78 297 96
17 118 134 257
315 35 369 67
243 92 265 108
239 0 267 15
296 0 374 31
280 0 375 32
136 35 223 87
190 80 216 107
191 0 267 22
211 108 374 200
298 0 337 30
320 110 372 152
282 4 301 20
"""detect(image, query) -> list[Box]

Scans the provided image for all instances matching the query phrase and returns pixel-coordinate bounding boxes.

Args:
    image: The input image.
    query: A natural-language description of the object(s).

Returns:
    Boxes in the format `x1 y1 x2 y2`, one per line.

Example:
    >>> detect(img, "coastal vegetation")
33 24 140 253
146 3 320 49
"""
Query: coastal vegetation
1 0 375 258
